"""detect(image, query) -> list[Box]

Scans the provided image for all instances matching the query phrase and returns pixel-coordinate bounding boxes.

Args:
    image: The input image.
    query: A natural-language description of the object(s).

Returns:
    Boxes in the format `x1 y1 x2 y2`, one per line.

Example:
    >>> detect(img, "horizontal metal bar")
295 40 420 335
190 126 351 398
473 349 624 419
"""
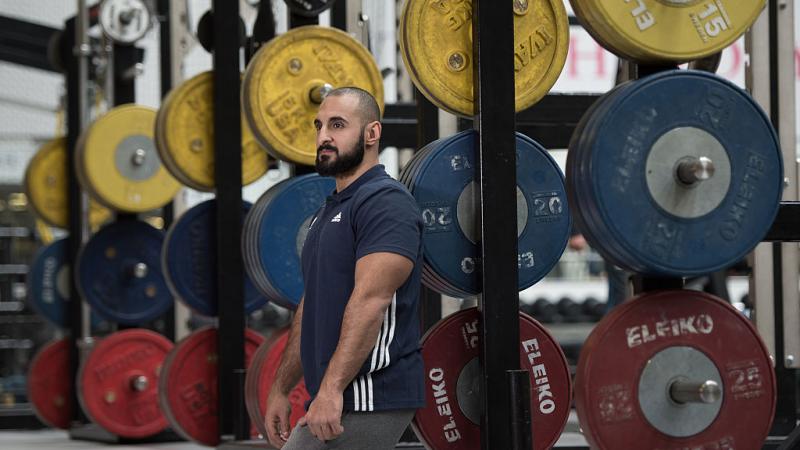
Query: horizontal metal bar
765 202 800 241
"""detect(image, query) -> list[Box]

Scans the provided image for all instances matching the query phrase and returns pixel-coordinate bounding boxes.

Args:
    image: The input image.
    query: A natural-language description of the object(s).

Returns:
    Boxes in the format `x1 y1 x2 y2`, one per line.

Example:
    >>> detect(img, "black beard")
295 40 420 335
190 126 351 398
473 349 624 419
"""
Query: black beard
315 133 365 177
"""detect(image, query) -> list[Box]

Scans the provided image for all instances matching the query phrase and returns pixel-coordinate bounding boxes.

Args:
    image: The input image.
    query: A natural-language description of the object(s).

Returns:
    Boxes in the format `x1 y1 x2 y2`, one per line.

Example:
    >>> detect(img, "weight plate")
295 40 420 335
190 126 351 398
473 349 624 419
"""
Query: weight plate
567 70 783 276
405 130 570 295
24 137 112 229
99 0 152 44
242 25 384 166
77 329 173 438
572 0 766 62
284 0 336 17
163 199 267 317
77 220 173 325
77 104 181 213
28 239 71 328
158 326 264 446
243 174 335 309
28 339 72 429
575 290 775 450
245 328 310 440
412 307 571 450
155 71 270 191
28 239 108 329
399 0 569 117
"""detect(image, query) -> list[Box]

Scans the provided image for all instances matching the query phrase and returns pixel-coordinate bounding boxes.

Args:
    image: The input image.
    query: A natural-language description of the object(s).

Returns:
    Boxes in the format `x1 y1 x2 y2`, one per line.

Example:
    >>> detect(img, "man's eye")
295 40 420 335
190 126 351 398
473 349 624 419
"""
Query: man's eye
333 122 343 128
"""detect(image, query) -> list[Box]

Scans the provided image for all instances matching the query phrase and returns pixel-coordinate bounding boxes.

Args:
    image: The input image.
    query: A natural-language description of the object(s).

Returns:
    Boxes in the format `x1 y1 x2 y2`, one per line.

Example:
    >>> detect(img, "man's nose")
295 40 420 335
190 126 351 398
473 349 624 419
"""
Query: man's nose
317 129 332 146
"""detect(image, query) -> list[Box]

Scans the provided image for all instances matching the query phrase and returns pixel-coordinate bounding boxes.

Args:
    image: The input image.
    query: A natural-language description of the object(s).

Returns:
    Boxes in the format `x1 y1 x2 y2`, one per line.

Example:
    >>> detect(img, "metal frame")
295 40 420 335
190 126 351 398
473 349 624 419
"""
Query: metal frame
0 15 60 72
211 0 248 440
471 3 528 450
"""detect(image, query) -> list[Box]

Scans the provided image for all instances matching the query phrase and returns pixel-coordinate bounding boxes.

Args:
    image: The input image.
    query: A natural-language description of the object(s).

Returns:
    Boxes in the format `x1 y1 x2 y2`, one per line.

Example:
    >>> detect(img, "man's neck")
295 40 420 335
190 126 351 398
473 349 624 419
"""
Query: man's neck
334 158 379 193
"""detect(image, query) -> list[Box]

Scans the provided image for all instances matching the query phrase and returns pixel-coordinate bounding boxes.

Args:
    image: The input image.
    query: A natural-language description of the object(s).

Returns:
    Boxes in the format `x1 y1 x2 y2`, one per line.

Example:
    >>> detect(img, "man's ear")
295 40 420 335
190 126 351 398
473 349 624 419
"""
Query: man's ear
365 121 382 145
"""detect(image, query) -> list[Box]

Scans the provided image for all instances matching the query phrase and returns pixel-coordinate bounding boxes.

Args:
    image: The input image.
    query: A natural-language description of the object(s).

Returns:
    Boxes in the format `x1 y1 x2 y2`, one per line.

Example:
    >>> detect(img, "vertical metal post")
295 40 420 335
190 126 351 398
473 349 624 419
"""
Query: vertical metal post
507 370 532 450
767 0 797 436
211 0 247 440
289 13 318 27
471 1 522 449
65 14 87 426
157 0 176 342
331 0 347 30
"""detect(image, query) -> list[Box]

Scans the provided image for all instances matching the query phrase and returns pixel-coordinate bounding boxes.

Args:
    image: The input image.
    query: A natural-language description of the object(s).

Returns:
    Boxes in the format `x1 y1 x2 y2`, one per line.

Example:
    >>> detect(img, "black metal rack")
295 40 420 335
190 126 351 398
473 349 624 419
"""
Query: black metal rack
64 1 177 442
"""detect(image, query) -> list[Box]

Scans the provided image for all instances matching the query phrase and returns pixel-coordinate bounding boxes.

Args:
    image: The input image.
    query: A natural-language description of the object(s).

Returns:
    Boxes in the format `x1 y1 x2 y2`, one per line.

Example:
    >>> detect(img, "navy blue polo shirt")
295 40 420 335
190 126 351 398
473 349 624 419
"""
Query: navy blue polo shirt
300 164 425 412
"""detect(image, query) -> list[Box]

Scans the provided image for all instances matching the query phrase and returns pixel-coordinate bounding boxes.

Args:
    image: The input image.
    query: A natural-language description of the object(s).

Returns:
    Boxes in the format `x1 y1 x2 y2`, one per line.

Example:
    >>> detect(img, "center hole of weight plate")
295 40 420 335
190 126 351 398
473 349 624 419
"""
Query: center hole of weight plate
456 181 528 244
114 135 161 181
456 358 482 425
638 346 723 438
645 126 731 219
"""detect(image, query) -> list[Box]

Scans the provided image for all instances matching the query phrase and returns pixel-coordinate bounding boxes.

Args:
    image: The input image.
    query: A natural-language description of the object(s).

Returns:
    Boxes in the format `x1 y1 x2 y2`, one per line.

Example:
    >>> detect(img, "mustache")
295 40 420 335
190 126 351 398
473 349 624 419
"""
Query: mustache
317 144 338 154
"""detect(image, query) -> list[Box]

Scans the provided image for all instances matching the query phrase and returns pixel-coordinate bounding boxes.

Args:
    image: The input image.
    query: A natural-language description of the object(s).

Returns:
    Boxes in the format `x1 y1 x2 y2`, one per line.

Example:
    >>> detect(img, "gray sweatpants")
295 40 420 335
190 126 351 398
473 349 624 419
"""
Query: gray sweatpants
281 409 415 450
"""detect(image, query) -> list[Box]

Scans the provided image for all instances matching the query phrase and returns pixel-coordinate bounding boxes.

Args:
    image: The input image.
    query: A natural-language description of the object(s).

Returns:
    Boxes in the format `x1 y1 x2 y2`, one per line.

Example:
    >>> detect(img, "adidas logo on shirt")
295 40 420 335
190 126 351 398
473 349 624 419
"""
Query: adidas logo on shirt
331 212 342 223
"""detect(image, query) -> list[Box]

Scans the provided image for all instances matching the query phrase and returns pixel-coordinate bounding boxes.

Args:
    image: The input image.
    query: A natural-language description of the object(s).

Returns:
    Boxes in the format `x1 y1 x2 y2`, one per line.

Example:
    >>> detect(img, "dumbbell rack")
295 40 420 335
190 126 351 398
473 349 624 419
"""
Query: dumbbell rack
62 0 179 444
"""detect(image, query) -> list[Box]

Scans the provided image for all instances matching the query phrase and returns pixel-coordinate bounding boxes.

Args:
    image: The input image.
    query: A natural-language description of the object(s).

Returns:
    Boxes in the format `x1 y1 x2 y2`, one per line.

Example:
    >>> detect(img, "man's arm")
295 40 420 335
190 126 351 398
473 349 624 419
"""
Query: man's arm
301 252 413 441
273 298 304 393
265 298 304 448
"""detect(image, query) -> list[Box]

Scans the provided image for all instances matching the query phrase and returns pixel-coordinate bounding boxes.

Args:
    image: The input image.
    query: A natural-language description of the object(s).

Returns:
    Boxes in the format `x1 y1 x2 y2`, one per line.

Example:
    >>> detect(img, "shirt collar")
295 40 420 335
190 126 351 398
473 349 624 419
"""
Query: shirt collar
329 164 386 202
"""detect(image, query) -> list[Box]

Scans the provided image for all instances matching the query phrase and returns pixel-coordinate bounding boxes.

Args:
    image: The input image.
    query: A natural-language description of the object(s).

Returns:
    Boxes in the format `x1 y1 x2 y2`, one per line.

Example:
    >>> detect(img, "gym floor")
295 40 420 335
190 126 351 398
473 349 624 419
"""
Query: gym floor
0 414 590 449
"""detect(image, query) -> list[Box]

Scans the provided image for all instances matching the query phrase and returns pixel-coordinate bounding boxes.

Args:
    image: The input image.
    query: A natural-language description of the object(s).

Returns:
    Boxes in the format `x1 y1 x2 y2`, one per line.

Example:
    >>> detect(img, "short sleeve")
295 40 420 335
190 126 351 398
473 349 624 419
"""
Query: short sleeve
353 186 422 263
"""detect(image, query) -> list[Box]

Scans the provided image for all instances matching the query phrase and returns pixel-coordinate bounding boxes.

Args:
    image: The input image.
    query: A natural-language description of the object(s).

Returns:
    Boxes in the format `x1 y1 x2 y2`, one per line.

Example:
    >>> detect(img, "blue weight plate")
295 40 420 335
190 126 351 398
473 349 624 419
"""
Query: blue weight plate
411 130 571 295
403 139 476 298
163 200 267 317
77 220 173 325
585 70 783 276
28 239 107 328
245 181 286 303
567 81 637 272
28 239 71 327
254 174 335 309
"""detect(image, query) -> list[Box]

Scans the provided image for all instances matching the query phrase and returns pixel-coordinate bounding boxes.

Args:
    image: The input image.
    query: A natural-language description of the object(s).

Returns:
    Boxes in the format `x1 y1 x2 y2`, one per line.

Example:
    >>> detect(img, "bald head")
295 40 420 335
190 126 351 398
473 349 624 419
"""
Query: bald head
324 87 381 127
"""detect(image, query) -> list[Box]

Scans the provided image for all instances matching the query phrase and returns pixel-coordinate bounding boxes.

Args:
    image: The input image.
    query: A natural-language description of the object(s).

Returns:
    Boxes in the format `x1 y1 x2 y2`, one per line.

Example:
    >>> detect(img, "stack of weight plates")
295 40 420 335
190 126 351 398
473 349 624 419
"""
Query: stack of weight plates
76 220 174 325
159 326 264 446
566 70 782 276
244 328 310 440
155 71 270 192
162 199 268 317
242 26 384 166
24 137 112 229
399 0 569 117
569 0 766 62
75 104 181 213
242 174 335 310
400 130 571 298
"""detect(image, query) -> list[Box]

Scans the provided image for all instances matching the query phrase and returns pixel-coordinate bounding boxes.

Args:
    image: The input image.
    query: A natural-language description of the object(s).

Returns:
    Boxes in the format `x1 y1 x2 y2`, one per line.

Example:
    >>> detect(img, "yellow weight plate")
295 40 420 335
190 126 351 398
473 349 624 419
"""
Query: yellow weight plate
582 0 766 62
24 137 113 229
243 26 384 166
155 71 270 191
78 104 181 213
399 0 569 117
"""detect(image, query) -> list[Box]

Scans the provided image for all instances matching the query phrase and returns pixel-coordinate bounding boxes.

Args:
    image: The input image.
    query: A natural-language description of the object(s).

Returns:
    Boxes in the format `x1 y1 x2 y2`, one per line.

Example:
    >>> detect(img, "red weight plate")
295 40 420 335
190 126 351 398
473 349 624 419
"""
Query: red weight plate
28 339 72 429
251 328 310 440
412 307 571 450
159 326 264 446
78 329 173 438
244 327 284 438
575 291 776 450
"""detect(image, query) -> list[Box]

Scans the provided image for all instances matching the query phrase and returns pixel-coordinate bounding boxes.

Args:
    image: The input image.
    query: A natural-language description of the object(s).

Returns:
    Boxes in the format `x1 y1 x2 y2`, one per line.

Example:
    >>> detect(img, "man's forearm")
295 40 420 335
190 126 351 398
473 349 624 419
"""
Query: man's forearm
272 300 305 395
319 293 392 393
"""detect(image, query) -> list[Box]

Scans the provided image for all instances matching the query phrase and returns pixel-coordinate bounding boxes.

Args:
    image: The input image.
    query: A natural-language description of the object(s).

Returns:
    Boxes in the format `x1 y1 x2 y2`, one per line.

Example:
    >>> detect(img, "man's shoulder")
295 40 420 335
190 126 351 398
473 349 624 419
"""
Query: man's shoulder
353 174 415 205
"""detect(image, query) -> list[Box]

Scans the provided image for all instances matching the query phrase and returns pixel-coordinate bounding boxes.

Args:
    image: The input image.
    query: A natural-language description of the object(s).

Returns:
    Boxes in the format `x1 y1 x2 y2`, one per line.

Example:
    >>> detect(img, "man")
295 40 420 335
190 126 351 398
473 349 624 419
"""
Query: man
264 87 425 449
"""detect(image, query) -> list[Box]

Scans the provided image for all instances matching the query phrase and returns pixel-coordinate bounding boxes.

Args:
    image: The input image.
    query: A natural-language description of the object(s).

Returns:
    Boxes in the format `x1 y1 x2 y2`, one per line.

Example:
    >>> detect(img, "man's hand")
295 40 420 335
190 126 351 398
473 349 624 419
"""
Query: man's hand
264 389 293 448
298 387 344 442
